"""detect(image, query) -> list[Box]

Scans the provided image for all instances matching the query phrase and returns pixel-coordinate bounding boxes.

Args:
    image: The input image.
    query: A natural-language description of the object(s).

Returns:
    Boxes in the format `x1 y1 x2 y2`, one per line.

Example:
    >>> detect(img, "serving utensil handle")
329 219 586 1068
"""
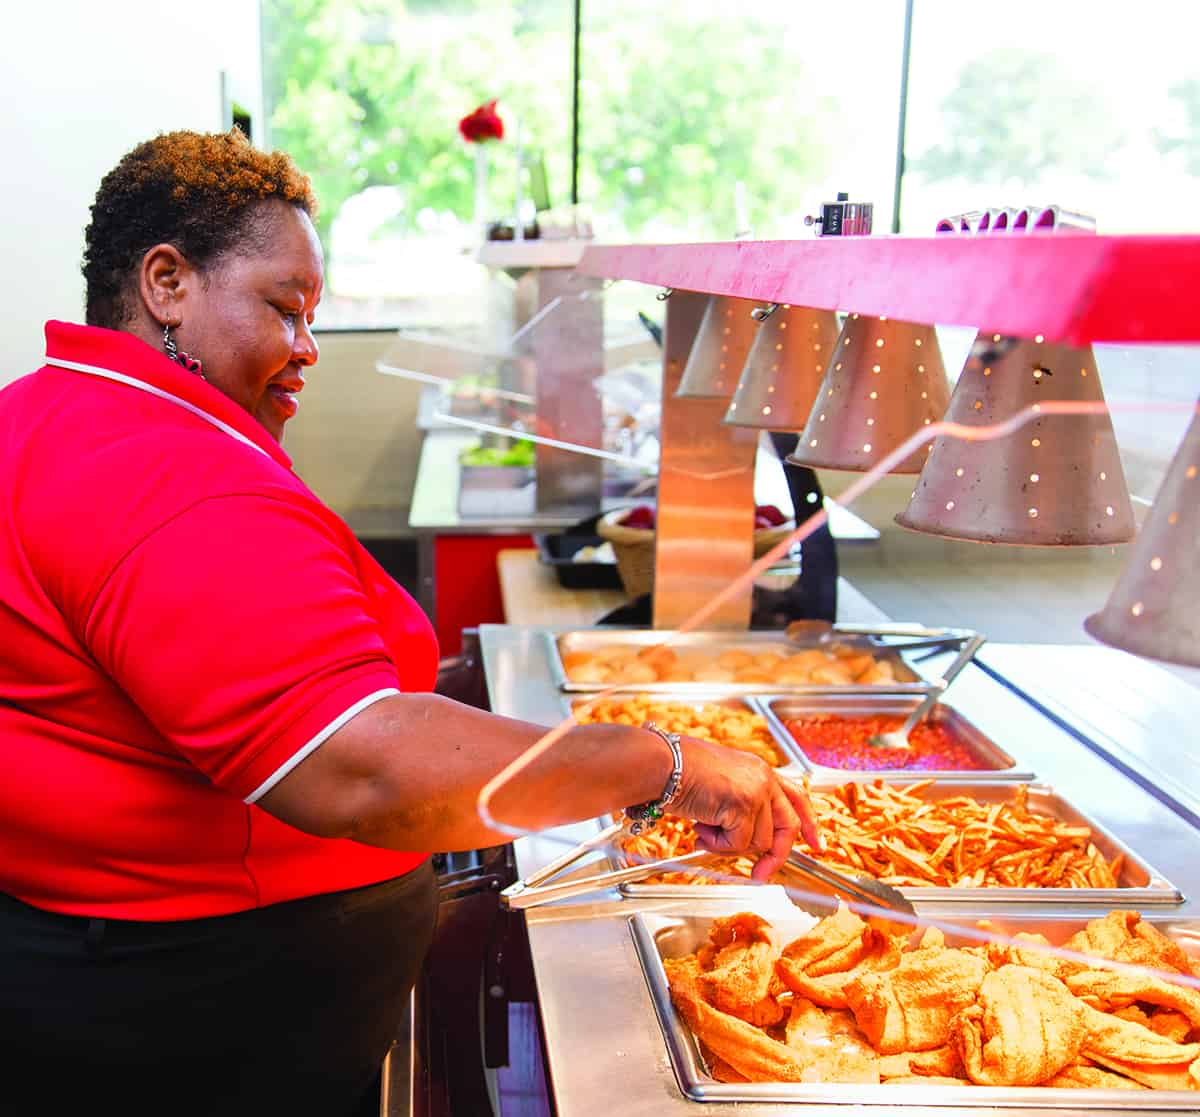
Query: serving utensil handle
501 850 710 909
519 820 625 890
898 633 988 735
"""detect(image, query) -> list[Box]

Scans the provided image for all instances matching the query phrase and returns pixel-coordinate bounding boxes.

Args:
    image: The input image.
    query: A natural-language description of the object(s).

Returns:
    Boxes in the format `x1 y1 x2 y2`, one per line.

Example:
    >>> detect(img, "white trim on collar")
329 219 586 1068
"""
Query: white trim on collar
44 355 271 459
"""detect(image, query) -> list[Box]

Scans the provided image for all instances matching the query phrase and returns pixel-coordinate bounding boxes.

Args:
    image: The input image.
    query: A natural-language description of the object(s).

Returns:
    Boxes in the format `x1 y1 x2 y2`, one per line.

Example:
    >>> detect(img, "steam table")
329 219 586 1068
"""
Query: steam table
473 624 1200 1117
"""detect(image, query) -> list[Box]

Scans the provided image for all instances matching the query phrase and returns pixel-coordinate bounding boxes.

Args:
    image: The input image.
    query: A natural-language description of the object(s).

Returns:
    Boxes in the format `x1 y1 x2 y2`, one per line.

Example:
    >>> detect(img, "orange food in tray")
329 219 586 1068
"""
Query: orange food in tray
573 695 786 767
561 642 898 687
665 907 1200 1089
618 782 1124 890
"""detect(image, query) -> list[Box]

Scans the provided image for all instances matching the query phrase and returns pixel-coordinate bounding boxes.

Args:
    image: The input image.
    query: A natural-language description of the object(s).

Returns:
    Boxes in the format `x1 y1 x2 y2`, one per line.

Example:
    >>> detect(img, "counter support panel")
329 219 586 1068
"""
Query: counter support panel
654 292 758 629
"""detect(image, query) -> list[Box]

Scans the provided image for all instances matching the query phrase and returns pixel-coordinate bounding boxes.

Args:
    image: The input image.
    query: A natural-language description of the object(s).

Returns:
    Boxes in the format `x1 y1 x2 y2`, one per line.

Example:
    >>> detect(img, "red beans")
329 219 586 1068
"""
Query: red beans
783 714 995 772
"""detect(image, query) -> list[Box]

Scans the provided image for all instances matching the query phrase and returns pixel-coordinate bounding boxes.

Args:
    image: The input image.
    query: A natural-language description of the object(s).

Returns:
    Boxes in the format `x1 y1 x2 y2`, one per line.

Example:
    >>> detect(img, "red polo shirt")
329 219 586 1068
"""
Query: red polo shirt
0 322 437 920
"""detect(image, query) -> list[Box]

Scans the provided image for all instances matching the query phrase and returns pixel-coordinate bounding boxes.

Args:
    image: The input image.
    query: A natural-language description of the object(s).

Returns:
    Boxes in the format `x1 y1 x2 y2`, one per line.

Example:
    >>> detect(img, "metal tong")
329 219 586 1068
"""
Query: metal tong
784 620 980 657
784 849 916 936
500 821 709 910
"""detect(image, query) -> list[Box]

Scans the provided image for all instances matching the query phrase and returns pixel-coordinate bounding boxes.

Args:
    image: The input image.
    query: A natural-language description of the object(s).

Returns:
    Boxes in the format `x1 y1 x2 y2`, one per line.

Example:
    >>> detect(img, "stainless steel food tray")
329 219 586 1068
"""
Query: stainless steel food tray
546 628 929 695
632 908 1200 1107
562 691 806 773
757 693 1035 782
611 781 1181 904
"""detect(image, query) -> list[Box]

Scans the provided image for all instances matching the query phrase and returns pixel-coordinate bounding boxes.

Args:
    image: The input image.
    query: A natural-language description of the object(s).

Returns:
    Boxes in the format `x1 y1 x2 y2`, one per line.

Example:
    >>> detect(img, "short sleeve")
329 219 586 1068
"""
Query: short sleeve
84 493 403 800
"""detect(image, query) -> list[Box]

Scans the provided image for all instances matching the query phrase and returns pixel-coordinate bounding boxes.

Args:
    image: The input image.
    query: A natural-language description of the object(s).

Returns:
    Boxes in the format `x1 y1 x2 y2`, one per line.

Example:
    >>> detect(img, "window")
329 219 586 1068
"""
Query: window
900 0 1200 235
262 0 573 329
262 0 906 328
900 1 1200 499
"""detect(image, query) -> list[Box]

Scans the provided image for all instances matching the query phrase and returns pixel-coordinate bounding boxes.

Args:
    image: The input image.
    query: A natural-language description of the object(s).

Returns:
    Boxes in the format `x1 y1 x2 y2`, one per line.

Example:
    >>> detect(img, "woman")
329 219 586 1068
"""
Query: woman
0 130 817 1115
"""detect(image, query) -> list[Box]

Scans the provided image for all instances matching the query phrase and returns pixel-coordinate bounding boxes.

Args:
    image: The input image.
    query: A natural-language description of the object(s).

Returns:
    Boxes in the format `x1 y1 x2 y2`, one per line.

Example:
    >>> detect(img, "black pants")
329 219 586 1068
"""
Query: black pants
0 861 437 1117
756 432 839 625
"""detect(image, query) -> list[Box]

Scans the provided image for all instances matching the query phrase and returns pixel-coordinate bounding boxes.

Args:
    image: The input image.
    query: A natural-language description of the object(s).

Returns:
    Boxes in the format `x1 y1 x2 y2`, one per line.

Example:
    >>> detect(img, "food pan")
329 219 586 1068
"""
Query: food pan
610 780 1181 905
632 907 1200 1107
858 781 1182 905
563 692 806 773
757 693 1035 781
547 628 927 695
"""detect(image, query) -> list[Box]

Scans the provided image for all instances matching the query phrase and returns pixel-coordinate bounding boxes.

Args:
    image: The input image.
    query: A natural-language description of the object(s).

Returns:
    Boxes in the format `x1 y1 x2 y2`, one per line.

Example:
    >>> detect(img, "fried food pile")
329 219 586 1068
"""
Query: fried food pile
617 815 780 885
665 908 1200 1090
573 695 786 767
619 780 1124 890
561 641 898 687
812 780 1123 889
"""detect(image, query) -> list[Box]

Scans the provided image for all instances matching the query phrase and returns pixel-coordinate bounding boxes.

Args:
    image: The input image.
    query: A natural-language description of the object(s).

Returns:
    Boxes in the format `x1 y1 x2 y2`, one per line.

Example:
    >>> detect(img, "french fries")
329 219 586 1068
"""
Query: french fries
617 781 1125 891
812 781 1123 889
574 695 786 767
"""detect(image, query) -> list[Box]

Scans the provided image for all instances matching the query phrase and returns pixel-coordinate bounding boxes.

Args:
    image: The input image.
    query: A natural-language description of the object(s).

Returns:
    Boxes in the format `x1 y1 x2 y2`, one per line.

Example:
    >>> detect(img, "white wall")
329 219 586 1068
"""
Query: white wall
0 1 263 382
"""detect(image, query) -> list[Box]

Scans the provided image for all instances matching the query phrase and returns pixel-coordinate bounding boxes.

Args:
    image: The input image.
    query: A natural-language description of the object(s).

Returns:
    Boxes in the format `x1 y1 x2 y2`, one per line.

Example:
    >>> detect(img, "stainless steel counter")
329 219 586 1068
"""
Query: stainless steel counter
978 643 1200 826
478 623 1200 1116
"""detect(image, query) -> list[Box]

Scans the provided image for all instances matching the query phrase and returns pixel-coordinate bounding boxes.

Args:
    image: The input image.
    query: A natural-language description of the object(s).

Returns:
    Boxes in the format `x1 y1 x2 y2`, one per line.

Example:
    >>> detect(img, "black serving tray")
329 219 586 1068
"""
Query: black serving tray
535 533 623 590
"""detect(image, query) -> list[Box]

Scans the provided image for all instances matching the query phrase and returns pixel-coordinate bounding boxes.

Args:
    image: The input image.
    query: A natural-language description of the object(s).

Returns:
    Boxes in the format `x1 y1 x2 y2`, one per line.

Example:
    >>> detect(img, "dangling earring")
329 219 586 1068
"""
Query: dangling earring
163 319 180 362
163 320 205 380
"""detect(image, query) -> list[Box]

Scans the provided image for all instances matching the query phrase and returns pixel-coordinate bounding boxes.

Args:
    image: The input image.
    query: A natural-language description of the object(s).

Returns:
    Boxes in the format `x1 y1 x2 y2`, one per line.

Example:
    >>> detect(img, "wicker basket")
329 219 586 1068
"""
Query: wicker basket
596 510 657 598
596 510 795 599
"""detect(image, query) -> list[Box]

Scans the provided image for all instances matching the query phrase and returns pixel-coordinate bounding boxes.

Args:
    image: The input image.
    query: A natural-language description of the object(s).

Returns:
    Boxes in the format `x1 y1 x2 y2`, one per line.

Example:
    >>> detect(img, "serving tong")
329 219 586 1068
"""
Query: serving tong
501 820 710 909
784 620 980 658
784 849 915 935
501 821 917 930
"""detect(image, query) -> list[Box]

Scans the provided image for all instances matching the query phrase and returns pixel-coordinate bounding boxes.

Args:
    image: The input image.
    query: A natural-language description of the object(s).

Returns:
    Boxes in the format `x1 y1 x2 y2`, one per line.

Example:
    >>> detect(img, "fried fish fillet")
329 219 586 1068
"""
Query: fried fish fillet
877 1045 964 1080
776 905 903 1010
1066 969 1200 1032
1079 1003 1200 1091
777 929 902 1009
776 903 869 974
783 997 879 1084
663 955 705 1003
844 946 987 1054
1148 1011 1195 1044
697 912 785 1028
1064 911 1195 978
705 1053 749 1083
1045 1062 1148 1090
953 965 1087 1086
986 931 1071 979
1108 1003 1193 1043
669 984 812 1083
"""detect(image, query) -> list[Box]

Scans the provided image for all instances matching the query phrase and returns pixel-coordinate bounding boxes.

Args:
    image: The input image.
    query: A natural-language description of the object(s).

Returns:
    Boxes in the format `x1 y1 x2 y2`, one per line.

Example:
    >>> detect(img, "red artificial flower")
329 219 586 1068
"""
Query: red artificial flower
458 100 505 143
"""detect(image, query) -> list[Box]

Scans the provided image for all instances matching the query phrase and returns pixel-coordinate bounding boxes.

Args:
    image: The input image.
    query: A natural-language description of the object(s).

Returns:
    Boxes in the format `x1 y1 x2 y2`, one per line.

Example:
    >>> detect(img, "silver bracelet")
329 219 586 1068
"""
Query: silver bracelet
624 721 683 834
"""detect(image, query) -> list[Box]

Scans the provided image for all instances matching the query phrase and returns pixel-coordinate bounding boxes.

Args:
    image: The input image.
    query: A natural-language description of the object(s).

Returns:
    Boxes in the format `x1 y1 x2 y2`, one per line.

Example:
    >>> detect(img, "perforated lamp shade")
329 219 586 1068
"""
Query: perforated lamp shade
675 295 759 399
896 334 1135 545
722 304 840 430
785 315 950 473
1084 400 1200 665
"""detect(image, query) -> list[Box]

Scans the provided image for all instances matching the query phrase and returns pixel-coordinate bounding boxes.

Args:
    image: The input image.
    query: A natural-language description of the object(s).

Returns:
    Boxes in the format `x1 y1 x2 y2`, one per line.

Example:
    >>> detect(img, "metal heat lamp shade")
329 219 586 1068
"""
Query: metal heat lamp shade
785 314 951 473
1084 399 1200 666
722 303 840 430
675 295 759 399
896 333 1135 545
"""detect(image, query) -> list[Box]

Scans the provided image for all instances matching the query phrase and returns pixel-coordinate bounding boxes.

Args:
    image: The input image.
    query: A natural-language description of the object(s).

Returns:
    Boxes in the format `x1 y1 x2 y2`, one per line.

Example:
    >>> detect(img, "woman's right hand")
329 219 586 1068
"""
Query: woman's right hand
669 734 822 882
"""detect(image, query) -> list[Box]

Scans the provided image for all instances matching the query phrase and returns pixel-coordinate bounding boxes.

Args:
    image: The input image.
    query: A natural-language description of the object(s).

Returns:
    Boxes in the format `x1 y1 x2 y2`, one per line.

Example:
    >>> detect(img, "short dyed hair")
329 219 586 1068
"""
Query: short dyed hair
82 129 317 328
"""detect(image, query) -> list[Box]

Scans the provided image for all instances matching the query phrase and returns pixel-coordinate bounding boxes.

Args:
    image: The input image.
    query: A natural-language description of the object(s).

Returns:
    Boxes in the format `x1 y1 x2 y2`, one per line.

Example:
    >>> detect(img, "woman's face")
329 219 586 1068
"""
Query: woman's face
177 201 324 443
